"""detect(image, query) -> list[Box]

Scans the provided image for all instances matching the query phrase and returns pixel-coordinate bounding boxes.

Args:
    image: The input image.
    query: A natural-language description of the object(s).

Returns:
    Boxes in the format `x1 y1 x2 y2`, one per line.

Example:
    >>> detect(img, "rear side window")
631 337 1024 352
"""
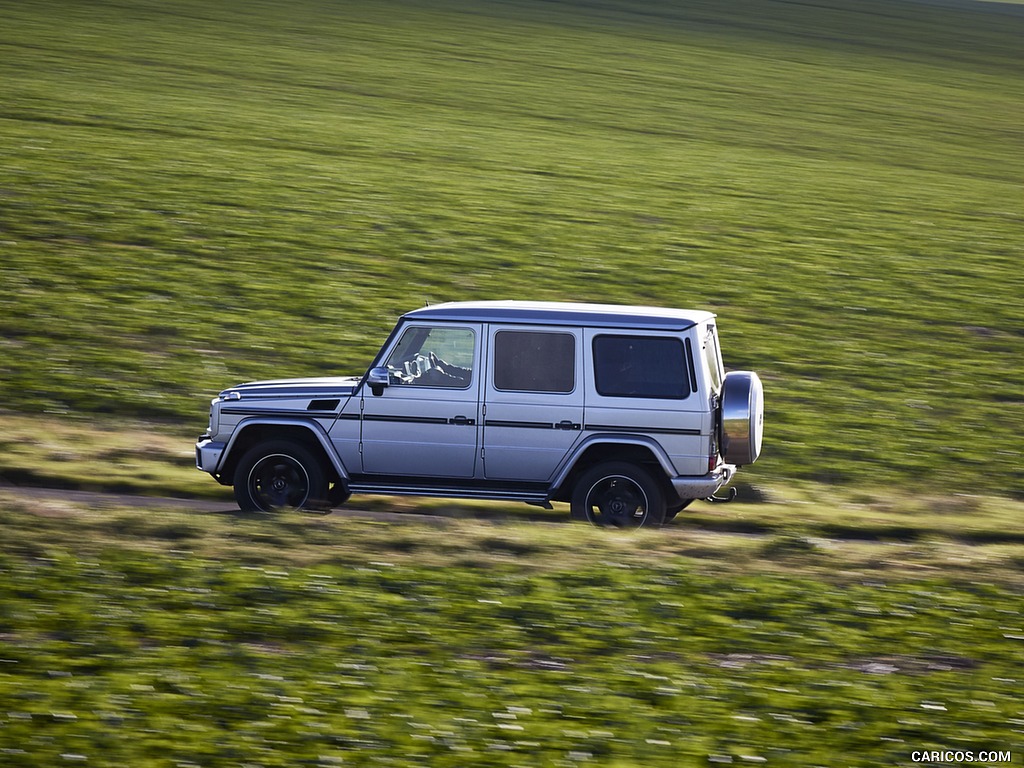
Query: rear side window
703 323 724 392
593 335 689 399
494 331 575 393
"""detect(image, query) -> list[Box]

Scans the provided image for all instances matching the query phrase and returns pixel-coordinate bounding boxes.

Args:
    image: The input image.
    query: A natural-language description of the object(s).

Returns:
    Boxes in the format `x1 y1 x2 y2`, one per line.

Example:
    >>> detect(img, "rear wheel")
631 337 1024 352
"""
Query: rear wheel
570 462 666 529
664 498 695 521
233 440 328 512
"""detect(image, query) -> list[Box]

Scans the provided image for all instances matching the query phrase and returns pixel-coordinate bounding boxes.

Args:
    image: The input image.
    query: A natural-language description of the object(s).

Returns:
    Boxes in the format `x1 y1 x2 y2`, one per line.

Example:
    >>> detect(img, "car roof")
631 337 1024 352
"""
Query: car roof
403 301 715 331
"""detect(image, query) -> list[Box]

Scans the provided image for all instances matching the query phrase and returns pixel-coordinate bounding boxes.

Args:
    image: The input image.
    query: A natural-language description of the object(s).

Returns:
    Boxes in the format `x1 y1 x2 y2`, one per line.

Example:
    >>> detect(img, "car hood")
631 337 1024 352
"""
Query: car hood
221 376 362 400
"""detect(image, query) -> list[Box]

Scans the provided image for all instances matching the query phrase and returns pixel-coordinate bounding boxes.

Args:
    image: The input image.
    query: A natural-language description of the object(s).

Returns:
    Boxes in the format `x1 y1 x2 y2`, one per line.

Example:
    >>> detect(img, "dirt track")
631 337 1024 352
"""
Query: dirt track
0 484 769 539
0 485 462 526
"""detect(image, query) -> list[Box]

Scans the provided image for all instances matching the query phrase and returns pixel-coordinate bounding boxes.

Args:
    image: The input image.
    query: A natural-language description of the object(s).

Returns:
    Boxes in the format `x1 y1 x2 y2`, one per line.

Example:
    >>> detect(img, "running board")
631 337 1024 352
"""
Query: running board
347 481 549 505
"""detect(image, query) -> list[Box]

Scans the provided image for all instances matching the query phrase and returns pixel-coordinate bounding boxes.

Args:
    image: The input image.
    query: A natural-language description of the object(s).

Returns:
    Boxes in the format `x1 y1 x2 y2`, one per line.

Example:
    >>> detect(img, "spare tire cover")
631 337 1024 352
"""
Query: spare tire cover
720 371 764 466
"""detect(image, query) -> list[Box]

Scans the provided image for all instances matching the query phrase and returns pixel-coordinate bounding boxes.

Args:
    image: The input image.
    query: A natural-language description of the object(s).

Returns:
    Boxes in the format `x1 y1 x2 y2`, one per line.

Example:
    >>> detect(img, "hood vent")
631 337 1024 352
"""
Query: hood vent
307 399 341 412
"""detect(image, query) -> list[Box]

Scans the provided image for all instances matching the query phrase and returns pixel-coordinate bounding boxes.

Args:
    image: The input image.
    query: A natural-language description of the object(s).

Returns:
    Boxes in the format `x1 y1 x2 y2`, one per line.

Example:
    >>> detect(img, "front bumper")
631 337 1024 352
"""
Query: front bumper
670 463 736 500
195 437 226 474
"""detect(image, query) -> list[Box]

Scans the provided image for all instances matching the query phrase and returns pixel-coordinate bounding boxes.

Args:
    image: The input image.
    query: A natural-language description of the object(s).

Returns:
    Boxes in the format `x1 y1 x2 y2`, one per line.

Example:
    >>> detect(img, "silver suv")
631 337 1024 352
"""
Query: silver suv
196 301 763 527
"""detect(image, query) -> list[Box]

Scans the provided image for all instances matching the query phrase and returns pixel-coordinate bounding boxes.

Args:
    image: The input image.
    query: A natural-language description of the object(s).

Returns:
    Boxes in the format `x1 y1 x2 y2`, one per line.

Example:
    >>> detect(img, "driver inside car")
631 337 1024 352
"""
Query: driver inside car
388 350 471 387
417 351 471 387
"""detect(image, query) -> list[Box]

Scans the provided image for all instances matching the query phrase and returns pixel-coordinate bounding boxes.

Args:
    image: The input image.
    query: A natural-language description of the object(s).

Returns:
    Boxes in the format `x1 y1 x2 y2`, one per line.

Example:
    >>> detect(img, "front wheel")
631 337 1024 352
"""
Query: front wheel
233 440 328 512
570 462 666 529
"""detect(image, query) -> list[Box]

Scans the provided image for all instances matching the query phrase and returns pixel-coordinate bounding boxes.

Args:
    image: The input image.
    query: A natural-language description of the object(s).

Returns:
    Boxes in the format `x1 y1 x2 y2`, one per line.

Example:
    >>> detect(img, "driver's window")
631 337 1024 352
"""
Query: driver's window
385 326 475 388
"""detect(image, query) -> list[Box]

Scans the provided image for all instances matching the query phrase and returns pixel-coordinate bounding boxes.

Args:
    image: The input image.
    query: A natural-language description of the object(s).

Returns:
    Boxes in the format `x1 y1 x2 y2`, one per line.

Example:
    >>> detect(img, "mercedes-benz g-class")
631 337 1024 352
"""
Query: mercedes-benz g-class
196 301 763 527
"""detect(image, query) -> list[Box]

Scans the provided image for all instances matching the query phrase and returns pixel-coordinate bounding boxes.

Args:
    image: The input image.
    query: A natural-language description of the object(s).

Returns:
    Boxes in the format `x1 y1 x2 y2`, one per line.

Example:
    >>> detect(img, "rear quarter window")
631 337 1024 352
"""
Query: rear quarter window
592 335 689 399
703 323 724 392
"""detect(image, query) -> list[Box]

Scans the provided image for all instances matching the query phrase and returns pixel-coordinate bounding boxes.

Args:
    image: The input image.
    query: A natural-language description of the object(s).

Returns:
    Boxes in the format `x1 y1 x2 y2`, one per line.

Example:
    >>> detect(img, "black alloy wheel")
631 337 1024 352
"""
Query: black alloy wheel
570 462 666 528
233 440 328 512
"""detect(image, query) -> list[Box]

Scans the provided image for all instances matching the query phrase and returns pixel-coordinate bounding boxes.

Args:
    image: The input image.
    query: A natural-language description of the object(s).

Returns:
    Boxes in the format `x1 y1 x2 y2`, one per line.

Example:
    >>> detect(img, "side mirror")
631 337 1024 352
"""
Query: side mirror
367 367 390 397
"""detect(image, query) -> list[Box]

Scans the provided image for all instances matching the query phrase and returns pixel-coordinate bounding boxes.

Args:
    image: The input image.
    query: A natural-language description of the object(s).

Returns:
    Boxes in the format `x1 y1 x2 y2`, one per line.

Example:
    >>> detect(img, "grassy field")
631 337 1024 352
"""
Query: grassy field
1 492 1023 767
0 0 1021 497
1 4 1023 761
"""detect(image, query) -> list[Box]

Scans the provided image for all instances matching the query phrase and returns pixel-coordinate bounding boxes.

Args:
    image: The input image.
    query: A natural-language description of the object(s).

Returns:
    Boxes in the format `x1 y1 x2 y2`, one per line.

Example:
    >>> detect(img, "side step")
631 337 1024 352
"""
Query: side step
347 480 549 505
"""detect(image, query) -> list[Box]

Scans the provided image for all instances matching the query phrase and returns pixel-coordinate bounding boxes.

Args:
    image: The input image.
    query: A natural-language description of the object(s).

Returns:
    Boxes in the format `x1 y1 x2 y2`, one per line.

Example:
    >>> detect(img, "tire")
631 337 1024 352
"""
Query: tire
233 440 328 513
664 498 695 521
570 462 666 529
720 371 764 466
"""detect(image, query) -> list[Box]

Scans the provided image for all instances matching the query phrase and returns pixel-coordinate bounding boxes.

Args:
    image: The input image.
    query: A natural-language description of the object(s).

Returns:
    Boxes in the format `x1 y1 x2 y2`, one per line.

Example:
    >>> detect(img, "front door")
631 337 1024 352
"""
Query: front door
360 323 481 478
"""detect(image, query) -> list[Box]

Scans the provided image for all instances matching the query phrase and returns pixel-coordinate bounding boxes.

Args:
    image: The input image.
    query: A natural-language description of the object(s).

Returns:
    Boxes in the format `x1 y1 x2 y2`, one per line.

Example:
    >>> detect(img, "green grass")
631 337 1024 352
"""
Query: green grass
1 493 1023 766
0 0 1022 497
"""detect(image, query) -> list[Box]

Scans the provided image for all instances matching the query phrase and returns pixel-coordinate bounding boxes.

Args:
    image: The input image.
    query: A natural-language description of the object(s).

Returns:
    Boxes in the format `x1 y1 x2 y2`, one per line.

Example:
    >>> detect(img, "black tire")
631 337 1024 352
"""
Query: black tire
664 498 695 521
570 462 666 529
233 440 328 513
328 482 352 508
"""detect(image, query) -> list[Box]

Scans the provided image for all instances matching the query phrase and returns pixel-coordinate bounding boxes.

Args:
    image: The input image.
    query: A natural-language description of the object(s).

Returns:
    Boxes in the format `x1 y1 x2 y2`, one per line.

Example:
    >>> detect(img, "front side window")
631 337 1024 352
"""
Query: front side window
493 331 575 393
593 335 689 399
385 325 475 388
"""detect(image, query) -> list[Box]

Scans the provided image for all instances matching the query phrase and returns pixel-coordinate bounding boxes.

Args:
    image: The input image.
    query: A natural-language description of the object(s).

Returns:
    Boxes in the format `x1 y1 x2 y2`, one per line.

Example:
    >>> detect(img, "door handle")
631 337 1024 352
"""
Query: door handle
449 416 475 426
556 420 581 431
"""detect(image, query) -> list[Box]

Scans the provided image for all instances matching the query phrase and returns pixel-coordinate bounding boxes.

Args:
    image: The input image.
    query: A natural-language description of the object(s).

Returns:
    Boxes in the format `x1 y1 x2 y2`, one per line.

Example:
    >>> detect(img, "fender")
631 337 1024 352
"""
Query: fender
550 433 679 490
219 417 350 480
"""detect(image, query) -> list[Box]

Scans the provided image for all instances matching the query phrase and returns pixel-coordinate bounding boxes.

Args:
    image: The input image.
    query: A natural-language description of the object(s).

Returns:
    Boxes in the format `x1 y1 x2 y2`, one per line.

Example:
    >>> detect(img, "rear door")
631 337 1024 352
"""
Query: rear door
482 325 584 481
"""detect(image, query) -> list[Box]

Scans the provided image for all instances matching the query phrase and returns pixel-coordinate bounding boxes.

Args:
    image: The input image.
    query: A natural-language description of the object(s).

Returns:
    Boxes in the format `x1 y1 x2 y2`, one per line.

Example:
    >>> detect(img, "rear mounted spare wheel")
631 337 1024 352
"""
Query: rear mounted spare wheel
720 371 764 466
